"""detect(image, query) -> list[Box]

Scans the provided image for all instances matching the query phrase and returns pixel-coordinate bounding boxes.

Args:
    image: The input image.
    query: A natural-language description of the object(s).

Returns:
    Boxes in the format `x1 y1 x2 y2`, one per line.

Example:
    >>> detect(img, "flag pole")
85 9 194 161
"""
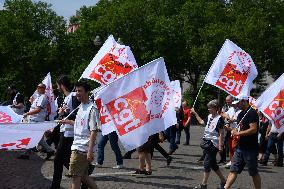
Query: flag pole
192 40 227 109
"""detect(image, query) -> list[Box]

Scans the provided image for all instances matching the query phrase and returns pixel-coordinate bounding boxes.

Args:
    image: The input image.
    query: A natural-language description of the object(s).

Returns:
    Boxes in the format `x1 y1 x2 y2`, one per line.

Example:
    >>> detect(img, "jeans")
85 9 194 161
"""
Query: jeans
165 125 178 150
176 125 190 144
263 133 283 164
97 131 123 165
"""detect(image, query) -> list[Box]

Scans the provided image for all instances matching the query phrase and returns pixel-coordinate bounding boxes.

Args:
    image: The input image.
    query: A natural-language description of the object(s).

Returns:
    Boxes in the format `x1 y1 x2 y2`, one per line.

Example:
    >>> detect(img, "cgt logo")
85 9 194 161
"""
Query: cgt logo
216 51 252 96
0 112 12 123
263 90 284 129
89 53 134 85
106 87 150 136
1 138 31 149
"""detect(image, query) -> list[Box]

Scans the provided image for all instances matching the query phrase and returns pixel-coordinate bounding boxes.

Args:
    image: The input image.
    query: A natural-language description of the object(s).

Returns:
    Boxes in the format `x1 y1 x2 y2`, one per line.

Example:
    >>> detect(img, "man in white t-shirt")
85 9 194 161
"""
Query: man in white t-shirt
18 83 54 160
59 80 99 189
223 100 242 167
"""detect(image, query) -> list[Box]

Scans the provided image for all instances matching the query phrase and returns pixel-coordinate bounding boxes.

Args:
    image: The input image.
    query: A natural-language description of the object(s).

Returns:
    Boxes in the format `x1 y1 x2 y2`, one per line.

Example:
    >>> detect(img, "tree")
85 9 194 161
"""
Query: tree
0 0 67 101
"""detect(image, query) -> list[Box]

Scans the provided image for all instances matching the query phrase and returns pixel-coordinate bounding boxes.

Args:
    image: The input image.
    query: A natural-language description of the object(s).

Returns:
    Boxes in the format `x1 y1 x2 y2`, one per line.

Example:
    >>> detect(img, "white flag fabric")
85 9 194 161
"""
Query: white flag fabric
170 80 182 108
255 73 284 133
0 121 57 150
42 73 56 120
95 58 177 151
95 100 116 135
81 35 138 85
0 106 23 123
205 39 258 99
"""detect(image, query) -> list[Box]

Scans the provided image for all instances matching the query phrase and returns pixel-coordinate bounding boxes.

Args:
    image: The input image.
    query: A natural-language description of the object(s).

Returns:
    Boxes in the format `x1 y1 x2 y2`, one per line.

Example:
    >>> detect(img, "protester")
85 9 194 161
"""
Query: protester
123 133 173 166
135 135 155 175
191 99 226 189
60 79 99 189
260 122 283 167
10 91 25 115
224 99 261 189
165 107 181 155
222 100 241 168
220 95 233 164
95 131 124 169
257 112 277 163
176 101 190 145
18 83 55 160
50 75 81 189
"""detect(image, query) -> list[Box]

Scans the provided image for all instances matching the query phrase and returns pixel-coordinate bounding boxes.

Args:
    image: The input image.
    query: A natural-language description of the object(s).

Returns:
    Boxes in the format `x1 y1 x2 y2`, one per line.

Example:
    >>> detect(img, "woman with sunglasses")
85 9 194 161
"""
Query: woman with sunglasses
191 99 226 189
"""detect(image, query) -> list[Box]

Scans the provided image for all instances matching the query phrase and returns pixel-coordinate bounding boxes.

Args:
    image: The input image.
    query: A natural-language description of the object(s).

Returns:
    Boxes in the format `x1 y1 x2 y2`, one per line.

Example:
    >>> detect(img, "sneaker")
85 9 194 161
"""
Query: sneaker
88 163 95 175
166 156 173 166
123 153 132 159
94 162 102 168
168 149 176 155
259 160 267 166
183 142 189 146
194 184 207 189
274 162 283 167
217 182 226 189
45 151 55 160
176 141 180 145
113 164 124 169
17 154 30 160
196 158 204 163
225 161 231 169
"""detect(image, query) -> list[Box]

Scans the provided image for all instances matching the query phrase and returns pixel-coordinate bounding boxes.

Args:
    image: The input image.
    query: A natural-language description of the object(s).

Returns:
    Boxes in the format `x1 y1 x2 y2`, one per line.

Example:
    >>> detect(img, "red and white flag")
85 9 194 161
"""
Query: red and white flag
81 35 138 85
170 80 182 108
0 122 56 150
205 39 258 99
255 74 284 133
34 73 56 120
0 106 23 123
95 58 177 151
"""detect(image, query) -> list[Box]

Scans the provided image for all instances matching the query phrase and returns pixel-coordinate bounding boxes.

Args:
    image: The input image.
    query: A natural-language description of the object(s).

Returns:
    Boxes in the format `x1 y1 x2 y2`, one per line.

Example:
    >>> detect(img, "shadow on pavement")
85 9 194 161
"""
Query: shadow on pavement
0 151 52 189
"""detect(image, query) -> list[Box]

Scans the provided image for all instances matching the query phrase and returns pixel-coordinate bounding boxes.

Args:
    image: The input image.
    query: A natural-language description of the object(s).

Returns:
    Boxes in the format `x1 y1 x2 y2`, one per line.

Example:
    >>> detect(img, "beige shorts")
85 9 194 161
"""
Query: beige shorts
67 151 89 177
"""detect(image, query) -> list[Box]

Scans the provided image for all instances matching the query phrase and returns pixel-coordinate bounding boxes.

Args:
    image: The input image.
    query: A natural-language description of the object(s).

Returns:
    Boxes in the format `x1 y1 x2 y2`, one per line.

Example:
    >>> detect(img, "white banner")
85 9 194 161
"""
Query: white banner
204 39 258 99
95 58 177 151
81 35 138 85
255 73 284 133
0 106 23 123
0 121 57 150
170 80 182 108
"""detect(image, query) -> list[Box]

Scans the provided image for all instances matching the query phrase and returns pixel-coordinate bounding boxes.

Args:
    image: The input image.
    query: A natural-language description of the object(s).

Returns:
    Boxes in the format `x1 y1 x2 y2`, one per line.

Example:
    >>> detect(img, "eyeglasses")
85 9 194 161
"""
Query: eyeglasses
37 86 45 89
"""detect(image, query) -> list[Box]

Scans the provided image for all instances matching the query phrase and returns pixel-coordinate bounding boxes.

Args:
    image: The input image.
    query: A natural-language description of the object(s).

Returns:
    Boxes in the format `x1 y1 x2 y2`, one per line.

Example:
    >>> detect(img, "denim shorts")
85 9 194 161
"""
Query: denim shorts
230 147 258 176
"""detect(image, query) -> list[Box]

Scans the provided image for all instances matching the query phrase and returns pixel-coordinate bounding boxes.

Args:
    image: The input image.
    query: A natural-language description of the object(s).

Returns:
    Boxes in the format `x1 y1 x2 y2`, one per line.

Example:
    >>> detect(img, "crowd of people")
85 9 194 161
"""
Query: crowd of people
3 77 283 189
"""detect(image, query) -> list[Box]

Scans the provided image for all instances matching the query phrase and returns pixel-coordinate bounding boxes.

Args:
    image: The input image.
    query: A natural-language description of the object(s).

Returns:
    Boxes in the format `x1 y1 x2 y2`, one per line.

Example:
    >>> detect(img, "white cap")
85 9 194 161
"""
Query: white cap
232 100 240 105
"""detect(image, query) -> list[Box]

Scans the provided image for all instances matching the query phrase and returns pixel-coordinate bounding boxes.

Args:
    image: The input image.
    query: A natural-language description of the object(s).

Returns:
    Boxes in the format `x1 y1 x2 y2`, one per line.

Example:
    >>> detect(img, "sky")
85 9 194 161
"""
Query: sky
0 0 99 20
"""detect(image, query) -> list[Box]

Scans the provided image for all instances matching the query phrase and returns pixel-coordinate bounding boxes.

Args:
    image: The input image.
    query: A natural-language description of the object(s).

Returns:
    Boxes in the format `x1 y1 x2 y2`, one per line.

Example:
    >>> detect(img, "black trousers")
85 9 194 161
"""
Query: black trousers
50 134 73 189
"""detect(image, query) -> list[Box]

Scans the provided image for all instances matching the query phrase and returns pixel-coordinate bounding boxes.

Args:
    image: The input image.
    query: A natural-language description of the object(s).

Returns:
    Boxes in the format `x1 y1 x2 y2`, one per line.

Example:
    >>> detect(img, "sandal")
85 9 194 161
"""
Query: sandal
145 170 152 175
134 169 146 174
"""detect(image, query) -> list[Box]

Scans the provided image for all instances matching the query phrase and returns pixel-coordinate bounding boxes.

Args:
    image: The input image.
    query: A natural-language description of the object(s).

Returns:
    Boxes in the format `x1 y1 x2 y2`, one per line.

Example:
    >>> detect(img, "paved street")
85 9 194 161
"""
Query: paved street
0 126 283 189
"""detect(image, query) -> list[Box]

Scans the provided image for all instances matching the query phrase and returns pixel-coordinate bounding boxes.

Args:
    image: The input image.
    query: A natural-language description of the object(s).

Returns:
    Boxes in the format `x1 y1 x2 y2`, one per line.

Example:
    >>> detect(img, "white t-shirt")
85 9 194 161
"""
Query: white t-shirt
60 92 76 134
226 107 241 129
71 102 100 152
29 94 48 122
